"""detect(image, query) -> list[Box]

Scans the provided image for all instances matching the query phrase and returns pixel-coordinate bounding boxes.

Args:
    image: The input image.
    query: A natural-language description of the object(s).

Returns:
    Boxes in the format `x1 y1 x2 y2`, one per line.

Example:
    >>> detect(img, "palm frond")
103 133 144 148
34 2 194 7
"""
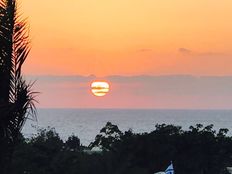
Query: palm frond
0 0 36 143
0 2 36 172
0 0 13 104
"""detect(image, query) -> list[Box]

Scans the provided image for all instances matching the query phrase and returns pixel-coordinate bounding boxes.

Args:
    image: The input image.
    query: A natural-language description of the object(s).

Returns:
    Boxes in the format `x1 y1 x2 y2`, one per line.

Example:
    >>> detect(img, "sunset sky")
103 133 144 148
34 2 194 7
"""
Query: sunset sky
20 0 232 108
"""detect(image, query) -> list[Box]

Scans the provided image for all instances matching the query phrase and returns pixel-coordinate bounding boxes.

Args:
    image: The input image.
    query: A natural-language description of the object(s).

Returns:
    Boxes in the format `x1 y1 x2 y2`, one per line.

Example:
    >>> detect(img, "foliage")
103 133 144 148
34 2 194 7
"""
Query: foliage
89 122 123 151
0 0 36 172
65 134 81 151
8 123 232 174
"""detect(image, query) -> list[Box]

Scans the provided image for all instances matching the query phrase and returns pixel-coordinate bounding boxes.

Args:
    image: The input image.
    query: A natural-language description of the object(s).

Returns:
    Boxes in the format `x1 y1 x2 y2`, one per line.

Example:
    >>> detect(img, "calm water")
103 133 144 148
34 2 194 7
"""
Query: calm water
22 109 232 145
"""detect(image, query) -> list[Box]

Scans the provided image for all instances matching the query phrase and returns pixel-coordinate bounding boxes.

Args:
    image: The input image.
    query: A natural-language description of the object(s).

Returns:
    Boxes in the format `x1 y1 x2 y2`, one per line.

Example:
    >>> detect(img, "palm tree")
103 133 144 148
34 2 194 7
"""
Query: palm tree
0 0 36 172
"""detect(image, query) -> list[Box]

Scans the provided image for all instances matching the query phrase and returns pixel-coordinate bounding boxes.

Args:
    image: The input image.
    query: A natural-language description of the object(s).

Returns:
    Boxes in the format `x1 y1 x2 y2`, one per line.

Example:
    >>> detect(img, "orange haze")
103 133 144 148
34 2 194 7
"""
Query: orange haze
19 1 232 109
21 0 232 77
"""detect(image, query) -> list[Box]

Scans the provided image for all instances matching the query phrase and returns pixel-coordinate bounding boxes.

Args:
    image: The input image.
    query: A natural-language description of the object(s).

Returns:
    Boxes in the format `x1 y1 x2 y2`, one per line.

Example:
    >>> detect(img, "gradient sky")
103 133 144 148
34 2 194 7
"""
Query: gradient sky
21 0 232 76
20 0 232 108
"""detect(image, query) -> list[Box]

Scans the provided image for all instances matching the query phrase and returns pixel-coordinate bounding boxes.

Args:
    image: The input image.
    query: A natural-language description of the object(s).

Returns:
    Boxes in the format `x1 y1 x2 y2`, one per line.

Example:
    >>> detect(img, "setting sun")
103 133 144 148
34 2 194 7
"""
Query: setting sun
91 81 110 97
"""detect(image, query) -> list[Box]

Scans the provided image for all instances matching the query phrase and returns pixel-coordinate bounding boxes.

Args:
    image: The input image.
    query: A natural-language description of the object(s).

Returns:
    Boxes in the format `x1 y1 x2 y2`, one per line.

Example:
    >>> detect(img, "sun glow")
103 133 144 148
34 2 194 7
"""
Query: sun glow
91 81 110 97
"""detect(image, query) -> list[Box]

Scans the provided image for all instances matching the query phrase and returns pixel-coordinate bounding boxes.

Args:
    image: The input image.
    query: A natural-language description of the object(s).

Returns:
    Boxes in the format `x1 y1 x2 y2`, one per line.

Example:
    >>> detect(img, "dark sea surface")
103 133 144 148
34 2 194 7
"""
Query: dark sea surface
22 109 232 145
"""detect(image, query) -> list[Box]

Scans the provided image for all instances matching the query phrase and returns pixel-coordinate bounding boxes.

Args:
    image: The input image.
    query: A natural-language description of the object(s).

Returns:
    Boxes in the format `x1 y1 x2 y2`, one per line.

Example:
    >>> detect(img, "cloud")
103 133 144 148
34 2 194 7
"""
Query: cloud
178 47 227 57
138 48 153 52
198 52 227 57
178 48 192 54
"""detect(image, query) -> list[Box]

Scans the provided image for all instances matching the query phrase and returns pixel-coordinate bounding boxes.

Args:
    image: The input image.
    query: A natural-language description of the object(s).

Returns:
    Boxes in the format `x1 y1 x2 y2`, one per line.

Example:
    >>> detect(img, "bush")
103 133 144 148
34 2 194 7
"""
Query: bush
9 123 232 174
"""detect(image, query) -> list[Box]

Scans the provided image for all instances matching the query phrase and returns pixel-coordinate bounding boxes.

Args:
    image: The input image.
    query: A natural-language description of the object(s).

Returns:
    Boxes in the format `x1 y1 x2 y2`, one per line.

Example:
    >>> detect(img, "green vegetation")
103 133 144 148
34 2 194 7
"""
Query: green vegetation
7 123 232 174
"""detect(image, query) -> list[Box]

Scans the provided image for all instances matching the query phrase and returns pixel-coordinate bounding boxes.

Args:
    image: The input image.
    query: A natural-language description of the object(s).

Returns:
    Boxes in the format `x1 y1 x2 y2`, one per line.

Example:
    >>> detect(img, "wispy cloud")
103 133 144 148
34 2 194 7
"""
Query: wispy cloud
178 48 192 54
178 47 227 57
138 48 153 52
198 52 227 57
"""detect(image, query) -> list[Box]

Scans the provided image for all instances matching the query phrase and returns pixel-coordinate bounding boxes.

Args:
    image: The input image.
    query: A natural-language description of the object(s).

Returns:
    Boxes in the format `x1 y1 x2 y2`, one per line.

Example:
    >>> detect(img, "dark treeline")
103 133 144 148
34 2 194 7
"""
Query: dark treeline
9 122 232 174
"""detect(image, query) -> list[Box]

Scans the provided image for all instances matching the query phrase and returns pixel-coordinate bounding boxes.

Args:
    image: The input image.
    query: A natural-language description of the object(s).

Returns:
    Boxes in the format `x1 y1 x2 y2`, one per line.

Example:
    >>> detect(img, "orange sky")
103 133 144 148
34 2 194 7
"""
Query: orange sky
21 0 232 77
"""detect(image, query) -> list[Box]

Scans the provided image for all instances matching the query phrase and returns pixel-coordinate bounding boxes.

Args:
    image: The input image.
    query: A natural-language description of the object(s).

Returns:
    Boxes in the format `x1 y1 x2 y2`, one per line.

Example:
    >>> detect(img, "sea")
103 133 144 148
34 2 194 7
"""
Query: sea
22 109 232 146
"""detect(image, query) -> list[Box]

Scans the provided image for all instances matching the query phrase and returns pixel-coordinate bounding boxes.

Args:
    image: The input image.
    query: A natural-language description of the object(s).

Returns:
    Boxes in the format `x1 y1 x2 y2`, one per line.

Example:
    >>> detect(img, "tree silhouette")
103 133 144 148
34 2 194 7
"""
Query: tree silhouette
0 0 36 173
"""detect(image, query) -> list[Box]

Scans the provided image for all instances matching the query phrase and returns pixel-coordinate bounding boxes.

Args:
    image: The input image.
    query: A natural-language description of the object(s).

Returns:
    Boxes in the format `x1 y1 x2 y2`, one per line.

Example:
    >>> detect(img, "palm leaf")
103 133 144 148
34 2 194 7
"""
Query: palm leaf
0 0 36 172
